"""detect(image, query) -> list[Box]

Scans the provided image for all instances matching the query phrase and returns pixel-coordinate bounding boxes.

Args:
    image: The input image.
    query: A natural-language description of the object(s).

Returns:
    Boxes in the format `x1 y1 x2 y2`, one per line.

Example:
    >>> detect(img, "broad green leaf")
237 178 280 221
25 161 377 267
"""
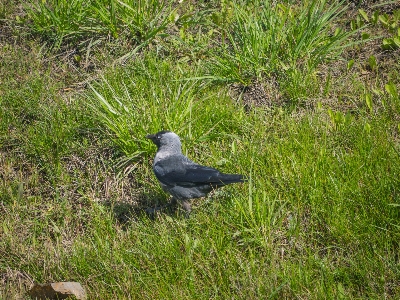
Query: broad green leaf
372 10 379 24
358 9 369 22
350 19 356 30
385 82 398 98
382 38 399 50
394 37 400 48
356 15 363 28
379 14 388 26
368 55 377 70
365 93 373 113
361 32 370 40
364 122 371 133
347 59 354 71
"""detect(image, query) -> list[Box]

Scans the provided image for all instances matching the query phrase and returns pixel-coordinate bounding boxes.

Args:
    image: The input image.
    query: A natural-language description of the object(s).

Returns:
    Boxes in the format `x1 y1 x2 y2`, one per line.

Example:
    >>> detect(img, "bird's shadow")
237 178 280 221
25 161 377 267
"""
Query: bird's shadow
105 188 237 227
105 190 185 227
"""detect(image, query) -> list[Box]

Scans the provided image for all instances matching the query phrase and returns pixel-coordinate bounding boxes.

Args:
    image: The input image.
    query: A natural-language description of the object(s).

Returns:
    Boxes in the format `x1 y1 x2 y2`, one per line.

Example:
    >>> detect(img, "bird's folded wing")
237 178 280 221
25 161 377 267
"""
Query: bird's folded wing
155 161 224 187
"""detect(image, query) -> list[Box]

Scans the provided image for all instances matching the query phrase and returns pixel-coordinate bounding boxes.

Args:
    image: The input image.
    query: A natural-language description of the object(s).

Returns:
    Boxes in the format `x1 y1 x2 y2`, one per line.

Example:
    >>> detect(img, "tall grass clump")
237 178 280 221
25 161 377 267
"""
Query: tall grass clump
206 0 357 90
24 0 174 49
88 55 247 171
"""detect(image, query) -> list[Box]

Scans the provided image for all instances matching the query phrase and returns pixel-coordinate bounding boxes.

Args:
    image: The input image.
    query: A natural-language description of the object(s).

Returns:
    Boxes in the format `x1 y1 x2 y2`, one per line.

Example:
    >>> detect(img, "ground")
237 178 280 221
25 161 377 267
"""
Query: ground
1 0 399 299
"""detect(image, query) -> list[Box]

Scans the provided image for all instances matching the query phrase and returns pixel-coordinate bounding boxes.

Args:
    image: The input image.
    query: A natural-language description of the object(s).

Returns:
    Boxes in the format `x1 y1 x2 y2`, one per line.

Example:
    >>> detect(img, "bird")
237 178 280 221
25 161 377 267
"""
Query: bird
146 130 245 214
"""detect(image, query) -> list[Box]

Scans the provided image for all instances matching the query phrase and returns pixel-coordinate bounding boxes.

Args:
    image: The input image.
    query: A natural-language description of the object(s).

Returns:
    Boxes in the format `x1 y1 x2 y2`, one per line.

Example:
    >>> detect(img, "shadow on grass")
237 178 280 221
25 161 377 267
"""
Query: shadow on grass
105 190 183 226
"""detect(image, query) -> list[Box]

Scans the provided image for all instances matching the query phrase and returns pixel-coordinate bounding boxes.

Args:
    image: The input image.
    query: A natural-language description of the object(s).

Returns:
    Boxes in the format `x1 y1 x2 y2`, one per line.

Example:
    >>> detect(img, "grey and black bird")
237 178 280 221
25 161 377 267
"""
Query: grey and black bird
146 130 245 214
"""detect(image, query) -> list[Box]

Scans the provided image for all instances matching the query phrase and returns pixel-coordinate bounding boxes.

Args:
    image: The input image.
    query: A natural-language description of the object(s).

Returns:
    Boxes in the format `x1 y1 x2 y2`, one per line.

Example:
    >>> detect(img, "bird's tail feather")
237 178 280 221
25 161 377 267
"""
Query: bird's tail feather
218 173 246 184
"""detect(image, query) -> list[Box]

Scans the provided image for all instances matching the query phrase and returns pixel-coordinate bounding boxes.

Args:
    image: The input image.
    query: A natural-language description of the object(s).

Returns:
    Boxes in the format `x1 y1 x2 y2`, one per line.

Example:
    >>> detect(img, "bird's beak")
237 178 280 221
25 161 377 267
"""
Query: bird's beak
146 134 156 140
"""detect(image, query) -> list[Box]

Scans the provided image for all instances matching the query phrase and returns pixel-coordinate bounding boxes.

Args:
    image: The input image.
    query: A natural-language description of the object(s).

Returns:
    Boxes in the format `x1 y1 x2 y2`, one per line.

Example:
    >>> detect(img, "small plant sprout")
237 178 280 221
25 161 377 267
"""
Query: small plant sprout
368 55 378 71
364 122 371 134
358 9 369 22
385 82 399 101
365 92 373 113
361 32 370 40
347 59 355 72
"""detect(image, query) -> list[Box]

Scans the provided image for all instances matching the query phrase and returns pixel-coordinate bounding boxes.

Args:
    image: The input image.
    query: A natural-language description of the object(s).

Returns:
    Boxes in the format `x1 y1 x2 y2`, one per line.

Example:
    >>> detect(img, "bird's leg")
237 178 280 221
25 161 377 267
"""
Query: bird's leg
170 197 178 206
146 197 176 216
180 200 192 218
146 200 176 215
145 205 164 217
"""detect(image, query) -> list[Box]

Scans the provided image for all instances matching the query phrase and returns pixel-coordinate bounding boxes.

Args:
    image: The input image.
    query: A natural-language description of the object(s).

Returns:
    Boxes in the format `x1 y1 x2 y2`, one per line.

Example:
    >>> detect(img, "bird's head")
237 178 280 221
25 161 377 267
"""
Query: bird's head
146 130 181 150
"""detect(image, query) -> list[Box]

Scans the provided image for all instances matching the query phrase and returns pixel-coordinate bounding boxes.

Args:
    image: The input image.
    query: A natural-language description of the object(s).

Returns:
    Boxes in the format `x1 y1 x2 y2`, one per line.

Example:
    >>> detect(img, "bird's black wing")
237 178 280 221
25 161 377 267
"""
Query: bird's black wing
154 155 242 187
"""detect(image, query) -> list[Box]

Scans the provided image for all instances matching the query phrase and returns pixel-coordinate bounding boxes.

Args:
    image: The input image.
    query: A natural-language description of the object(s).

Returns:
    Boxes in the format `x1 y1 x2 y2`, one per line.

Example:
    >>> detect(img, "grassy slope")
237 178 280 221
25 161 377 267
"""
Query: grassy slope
1 0 400 299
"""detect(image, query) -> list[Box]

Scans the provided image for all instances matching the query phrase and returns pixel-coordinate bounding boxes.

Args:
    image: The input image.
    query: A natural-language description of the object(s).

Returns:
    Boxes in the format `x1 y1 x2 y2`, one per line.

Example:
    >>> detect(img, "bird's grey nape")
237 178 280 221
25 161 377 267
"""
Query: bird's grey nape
146 131 182 154
146 130 245 217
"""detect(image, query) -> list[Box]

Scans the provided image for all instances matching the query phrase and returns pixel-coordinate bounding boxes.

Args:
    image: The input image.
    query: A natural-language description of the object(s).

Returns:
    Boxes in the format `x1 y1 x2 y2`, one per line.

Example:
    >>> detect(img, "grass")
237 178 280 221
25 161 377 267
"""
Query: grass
204 0 357 86
23 0 174 50
1 0 400 299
